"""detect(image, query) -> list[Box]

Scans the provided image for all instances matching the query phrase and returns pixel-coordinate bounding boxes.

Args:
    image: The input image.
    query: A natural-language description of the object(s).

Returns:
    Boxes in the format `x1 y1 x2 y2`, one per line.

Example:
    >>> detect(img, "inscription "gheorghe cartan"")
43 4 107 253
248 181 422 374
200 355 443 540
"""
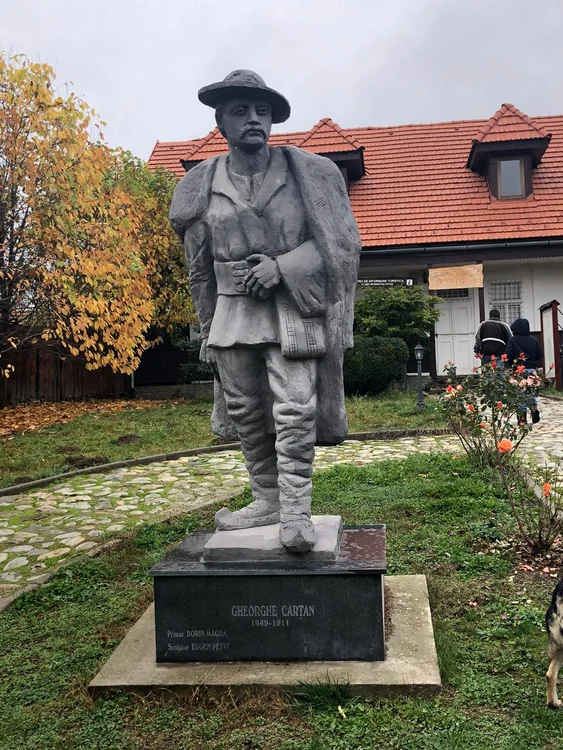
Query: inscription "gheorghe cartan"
231 604 315 617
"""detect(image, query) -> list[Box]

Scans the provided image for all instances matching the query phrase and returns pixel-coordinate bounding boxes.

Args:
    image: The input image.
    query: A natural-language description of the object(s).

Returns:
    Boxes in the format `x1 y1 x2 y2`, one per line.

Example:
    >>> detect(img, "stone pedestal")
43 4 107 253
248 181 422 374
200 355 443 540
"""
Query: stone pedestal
149 519 386 663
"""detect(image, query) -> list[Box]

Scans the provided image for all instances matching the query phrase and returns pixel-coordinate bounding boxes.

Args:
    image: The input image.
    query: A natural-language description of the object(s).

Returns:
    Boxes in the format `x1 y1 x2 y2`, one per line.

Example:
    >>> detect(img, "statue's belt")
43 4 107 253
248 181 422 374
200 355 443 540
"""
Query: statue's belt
214 260 253 296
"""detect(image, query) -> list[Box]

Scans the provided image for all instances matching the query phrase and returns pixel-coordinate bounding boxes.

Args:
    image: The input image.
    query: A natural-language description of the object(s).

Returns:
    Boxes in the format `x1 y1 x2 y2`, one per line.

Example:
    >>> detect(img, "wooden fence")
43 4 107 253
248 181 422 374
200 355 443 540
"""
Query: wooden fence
0 346 128 406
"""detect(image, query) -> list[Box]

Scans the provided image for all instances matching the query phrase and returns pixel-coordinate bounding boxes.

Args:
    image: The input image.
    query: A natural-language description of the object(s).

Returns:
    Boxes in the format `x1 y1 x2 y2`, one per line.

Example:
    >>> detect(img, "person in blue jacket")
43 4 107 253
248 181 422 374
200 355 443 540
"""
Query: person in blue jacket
506 318 543 424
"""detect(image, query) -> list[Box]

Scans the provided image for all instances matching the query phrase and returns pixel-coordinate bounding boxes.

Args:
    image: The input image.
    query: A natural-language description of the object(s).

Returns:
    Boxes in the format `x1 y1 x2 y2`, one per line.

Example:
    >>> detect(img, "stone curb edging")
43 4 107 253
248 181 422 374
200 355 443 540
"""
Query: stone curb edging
347 427 451 441
0 580 50 614
0 442 240 497
0 427 452 497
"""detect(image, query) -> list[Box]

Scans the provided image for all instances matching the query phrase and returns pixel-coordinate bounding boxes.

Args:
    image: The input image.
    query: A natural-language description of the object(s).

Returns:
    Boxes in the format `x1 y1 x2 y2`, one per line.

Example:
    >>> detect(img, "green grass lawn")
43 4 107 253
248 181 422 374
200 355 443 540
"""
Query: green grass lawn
345 390 444 432
0 391 445 488
1 453 561 750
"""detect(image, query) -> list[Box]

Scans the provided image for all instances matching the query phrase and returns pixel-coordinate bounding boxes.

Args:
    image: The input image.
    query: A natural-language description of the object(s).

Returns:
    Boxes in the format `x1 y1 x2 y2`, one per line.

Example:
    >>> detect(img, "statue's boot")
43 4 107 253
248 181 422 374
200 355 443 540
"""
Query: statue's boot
280 514 316 553
215 498 280 530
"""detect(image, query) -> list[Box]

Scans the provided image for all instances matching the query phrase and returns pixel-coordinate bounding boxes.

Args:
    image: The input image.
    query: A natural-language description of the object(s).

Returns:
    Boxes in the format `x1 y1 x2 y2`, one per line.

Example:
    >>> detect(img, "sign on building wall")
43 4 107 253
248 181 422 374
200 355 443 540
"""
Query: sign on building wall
428 264 484 290
358 278 415 287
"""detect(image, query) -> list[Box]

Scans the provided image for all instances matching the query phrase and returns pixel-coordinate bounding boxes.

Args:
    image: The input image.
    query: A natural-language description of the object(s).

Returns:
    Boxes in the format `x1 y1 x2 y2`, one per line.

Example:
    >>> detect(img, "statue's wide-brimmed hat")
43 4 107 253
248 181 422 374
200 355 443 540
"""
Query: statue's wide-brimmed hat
198 70 291 124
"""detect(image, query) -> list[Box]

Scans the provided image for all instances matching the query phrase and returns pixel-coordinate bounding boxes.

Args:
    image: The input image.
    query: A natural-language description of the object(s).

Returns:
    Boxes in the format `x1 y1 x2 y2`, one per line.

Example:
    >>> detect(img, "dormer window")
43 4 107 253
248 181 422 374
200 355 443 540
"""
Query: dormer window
498 157 525 199
485 155 532 200
296 118 365 191
467 103 551 202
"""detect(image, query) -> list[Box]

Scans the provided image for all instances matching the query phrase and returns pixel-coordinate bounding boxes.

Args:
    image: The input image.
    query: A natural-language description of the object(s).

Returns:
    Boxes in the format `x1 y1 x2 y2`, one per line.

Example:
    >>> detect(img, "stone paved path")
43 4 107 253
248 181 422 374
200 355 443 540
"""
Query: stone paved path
517 398 563 468
1 396 562 598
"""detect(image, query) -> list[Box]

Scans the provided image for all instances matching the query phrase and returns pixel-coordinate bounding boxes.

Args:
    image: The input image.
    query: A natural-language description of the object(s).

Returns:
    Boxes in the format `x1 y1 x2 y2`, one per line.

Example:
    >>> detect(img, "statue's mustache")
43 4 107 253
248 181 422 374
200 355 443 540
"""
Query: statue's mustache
241 126 266 137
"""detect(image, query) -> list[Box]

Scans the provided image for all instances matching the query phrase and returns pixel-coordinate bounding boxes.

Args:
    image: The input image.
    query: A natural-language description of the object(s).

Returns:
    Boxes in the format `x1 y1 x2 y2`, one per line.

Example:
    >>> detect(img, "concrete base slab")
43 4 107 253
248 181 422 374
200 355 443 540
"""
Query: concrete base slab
89 575 441 697
203 514 343 562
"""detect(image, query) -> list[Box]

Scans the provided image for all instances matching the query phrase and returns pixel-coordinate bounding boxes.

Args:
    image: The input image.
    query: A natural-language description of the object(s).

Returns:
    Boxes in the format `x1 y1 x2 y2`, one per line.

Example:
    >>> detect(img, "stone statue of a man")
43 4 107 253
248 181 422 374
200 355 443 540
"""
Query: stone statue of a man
170 70 361 553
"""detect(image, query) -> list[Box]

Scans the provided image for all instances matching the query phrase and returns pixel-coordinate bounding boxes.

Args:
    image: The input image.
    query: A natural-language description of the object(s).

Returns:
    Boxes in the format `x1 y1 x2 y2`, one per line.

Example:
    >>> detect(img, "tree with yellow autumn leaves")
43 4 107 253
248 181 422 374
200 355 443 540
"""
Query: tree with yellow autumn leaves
0 52 193 379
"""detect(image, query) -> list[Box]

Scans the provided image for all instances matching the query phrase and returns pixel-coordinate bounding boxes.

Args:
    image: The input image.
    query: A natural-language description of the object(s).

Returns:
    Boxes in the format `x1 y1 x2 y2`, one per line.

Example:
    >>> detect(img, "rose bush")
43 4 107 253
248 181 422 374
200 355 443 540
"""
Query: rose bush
500 462 563 555
441 356 562 553
441 354 540 468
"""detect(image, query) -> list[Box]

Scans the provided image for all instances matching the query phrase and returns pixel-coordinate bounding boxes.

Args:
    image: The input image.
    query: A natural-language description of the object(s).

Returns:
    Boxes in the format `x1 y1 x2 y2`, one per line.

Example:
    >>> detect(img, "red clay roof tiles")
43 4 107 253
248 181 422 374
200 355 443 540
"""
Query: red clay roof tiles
474 103 550 143
149 107 563 248
296 117 363 153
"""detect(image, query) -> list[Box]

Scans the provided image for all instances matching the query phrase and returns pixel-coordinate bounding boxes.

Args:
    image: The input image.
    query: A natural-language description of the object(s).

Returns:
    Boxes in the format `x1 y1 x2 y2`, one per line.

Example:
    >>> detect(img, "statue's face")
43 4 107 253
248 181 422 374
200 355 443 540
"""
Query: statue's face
217 98 272 152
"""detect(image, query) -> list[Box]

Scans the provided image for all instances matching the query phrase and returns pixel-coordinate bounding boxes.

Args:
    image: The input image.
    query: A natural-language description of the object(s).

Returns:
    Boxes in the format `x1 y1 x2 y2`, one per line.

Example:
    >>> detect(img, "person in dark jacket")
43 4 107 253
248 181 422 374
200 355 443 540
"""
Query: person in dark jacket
506 317 543 424
474 309 512 364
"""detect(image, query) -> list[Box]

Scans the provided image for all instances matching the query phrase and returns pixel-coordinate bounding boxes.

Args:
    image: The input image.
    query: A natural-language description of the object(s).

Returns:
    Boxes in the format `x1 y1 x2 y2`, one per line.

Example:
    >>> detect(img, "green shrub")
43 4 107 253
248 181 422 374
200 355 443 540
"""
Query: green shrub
354 285 440 349
344 335 408 395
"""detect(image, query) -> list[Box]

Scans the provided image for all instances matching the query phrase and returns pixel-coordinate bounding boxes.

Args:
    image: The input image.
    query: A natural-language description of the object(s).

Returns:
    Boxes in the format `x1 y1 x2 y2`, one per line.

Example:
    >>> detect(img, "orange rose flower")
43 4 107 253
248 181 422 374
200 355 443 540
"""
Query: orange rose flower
543 483 552 496
496 401 503 409
498 439 513 453
515 365 525 374
467 404 475 412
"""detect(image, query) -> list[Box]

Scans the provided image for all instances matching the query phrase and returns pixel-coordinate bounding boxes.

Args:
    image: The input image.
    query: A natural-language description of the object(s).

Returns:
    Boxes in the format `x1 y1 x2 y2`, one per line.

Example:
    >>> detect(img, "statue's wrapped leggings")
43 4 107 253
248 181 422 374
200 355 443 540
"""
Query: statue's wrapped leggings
214 344 317 525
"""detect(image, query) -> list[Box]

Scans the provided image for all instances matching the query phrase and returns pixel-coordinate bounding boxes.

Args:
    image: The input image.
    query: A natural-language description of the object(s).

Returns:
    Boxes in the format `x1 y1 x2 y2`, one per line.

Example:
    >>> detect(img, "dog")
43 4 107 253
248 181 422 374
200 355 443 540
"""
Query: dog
546 578 563 708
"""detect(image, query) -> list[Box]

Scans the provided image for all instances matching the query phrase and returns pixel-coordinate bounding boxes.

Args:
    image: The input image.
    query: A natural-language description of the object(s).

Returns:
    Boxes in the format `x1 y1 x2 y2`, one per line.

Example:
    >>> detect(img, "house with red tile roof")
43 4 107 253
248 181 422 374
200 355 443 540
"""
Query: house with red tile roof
148 105 563 376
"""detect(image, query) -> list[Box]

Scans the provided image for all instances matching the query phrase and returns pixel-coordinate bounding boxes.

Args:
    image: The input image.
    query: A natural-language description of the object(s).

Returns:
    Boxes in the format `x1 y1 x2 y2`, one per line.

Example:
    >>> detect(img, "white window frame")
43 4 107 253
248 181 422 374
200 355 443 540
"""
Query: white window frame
437 288 470 300
488 280 522 324
498 157 525 199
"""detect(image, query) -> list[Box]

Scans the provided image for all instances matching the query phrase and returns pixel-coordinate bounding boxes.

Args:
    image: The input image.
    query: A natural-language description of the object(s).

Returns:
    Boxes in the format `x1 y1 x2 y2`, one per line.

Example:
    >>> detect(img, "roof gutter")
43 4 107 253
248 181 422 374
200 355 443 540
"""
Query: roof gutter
361 237 563 259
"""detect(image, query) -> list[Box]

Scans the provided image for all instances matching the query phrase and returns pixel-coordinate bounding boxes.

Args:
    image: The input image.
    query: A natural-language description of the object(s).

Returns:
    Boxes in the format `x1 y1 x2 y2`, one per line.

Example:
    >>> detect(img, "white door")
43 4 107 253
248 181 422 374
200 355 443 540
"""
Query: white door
435 289 478 375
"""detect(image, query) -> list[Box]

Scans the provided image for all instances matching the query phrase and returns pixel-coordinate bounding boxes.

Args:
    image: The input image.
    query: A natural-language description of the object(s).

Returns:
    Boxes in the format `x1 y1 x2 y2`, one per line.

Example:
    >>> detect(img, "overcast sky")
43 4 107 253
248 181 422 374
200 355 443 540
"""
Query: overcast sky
3 0 563 159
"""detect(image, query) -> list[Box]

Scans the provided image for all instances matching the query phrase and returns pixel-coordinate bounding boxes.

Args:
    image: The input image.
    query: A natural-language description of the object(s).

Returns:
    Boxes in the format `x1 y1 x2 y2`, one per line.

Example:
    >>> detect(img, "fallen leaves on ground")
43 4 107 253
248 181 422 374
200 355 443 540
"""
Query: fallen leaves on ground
483 535 563 582
0 399 167 441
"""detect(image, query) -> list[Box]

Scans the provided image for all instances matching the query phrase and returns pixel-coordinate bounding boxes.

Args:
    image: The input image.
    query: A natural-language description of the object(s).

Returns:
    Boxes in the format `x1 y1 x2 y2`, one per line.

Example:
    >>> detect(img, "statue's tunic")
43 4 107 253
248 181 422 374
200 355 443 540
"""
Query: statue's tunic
170 145 362 445
187 148 311 349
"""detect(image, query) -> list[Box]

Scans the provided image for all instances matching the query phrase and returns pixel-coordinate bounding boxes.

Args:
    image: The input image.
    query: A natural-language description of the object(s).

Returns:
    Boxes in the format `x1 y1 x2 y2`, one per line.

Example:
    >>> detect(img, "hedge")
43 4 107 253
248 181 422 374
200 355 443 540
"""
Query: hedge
179 338 213 384
180 335 408 395
343 335 409 395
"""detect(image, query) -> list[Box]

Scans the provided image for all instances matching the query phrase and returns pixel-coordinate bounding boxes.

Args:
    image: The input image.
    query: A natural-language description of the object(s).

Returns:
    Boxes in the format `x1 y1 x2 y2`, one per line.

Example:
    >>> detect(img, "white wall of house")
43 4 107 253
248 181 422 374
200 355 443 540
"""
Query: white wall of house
435 259 563 373
484 260 563 331
357 257 563 376
530 263 563 328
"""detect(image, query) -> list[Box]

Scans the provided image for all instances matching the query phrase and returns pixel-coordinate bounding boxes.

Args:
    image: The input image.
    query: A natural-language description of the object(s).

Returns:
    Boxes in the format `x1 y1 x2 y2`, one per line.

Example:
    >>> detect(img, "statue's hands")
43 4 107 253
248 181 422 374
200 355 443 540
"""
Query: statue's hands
231 261 250 293
245 254 281 298
199 338 221 382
